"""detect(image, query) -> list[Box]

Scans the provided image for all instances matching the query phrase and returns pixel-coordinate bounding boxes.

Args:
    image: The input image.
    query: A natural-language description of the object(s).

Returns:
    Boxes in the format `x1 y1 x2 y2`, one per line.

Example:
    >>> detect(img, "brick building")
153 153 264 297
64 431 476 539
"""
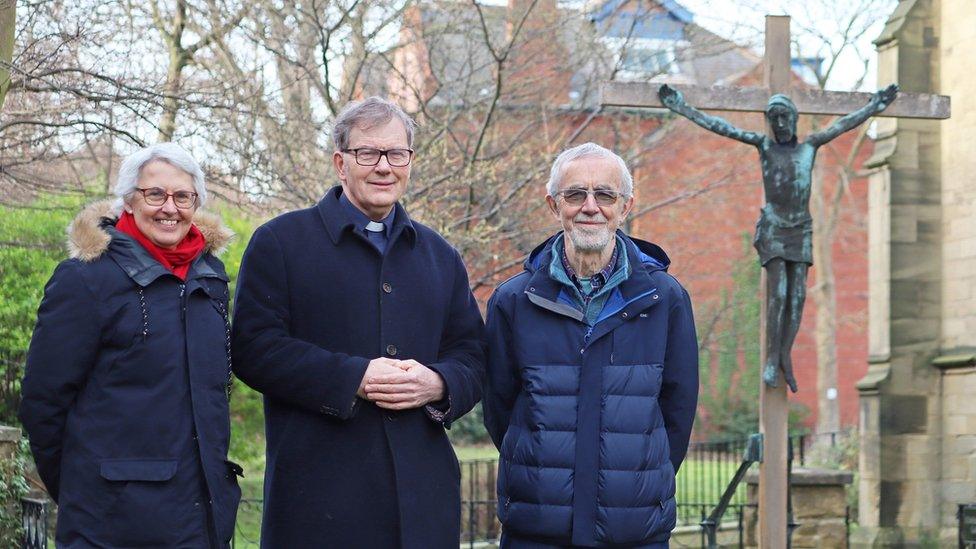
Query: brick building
363 0 876 435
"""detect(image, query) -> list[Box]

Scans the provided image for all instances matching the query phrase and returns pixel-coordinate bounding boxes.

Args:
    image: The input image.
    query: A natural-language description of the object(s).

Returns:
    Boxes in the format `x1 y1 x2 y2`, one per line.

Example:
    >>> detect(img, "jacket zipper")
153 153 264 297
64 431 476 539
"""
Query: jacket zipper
595 288 658 325
179 283 186 320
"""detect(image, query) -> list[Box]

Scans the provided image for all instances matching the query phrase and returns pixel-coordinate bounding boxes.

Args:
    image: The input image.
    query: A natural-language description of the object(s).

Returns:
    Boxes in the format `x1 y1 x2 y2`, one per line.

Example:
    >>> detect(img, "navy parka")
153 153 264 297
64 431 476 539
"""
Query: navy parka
484 232 699 547
231 186 485 548
19 201 242 548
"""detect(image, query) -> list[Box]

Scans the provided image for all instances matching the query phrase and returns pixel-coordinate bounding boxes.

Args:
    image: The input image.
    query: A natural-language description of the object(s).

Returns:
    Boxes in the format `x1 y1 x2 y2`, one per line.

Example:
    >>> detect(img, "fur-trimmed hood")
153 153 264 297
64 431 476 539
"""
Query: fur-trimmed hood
67 199 234 262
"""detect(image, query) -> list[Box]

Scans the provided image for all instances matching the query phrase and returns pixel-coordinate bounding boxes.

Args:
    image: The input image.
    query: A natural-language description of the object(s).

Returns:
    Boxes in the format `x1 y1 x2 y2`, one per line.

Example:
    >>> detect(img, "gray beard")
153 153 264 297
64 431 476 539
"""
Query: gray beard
568 227 612 253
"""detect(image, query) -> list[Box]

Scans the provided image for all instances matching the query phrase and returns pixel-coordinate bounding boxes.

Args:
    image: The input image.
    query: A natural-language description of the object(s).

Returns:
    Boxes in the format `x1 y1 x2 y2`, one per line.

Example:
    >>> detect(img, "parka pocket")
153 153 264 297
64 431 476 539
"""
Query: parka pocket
99 459 178 481
98 459 180 545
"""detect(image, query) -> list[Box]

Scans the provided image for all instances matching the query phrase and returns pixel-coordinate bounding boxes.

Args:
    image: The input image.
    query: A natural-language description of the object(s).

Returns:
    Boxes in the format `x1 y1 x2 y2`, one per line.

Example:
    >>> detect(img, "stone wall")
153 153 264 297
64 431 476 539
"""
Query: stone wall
937 357 976 530
855 0 944 542
939 0 976 349
744 468 853 548
856 0 976 545
0 425 22 539
932 4 976 527
0 425 18 459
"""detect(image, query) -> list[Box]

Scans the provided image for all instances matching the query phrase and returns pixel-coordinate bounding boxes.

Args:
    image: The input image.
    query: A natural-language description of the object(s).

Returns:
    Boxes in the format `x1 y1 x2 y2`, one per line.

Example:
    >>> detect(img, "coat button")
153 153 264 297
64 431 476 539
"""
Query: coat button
386 344 398 356
653 294 659 300
382 282 392 293
622 312 628 318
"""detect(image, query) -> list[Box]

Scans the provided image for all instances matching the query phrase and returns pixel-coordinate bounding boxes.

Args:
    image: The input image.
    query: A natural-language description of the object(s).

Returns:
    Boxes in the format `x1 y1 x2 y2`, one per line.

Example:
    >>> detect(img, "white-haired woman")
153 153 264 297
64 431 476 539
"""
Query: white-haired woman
19 142 242 547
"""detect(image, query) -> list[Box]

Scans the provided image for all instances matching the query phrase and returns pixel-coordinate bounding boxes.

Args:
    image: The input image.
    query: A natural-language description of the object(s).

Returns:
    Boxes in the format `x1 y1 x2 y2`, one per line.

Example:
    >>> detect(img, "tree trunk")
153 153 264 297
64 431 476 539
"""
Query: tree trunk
158 50 188 142
154 0 188 142
811 163 840 435
340 3 367 103
0 0 15 110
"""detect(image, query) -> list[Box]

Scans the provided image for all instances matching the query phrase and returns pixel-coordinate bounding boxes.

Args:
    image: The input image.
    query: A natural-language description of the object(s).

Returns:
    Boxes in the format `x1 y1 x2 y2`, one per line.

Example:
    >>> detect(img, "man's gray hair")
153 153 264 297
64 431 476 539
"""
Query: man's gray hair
114 142 207 213
547 142 634 198
332 96 418 150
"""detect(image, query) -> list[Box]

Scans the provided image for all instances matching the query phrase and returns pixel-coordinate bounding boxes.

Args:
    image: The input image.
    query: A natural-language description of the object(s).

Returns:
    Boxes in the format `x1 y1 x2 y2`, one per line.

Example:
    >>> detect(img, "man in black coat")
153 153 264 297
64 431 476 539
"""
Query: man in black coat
232 97 485 548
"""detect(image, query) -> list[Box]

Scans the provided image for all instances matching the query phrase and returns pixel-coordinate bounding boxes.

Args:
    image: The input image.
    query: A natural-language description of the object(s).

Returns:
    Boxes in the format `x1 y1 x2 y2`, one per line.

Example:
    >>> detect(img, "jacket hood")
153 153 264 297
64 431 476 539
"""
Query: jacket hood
523 230 671 274
67 199 234 262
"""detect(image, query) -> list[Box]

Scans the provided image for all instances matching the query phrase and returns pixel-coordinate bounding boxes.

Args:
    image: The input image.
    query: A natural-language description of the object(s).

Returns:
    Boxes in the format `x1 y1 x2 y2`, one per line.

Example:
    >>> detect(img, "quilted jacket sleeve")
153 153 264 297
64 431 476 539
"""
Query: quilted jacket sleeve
483 287 520 449
659 284 699 472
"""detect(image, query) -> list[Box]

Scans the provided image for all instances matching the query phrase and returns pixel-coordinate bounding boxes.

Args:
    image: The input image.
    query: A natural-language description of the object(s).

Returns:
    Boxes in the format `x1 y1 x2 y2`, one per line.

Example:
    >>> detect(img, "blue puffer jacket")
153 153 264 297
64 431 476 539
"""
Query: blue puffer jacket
484 231 699 547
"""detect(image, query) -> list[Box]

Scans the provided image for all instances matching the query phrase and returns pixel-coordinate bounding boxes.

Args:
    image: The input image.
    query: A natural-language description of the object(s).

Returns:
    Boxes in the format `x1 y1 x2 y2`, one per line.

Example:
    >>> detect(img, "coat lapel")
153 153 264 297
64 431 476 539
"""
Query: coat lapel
317 185 417 250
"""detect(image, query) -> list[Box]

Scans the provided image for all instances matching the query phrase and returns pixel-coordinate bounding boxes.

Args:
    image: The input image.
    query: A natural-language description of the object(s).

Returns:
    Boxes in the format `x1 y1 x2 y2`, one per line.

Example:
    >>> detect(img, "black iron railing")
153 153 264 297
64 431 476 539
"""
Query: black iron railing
460 458 499 547
230 498 263 548
22 430 856 547
679 503 756 547
960 504 976 548
675 431 813 525
21 497 49 549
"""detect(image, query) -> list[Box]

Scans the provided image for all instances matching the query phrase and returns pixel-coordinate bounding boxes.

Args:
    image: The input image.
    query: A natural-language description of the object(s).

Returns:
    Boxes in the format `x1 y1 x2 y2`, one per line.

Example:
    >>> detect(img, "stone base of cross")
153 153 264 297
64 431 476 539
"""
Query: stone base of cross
601 15 949 547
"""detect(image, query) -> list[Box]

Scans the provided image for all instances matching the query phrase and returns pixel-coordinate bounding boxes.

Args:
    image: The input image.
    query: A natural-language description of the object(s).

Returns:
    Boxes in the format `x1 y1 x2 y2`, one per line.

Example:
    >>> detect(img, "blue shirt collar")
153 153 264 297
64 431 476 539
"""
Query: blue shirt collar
560 239 618 292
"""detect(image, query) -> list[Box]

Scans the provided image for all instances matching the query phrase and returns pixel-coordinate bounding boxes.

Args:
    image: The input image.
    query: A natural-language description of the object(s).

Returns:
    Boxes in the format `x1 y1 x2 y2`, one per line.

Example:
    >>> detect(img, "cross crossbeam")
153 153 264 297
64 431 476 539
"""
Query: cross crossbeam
601 81 950 119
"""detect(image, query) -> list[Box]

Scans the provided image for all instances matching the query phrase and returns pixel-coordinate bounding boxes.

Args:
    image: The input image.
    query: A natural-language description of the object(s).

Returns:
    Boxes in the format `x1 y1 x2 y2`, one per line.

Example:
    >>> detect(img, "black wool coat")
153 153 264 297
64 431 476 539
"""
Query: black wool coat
19 201 242 548
231 186 486 549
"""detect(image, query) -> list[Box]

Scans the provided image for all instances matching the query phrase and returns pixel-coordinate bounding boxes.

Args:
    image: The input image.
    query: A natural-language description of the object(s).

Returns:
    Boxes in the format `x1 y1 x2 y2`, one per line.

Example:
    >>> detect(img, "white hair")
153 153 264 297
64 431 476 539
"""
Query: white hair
113 142 207 213
546 142 634 198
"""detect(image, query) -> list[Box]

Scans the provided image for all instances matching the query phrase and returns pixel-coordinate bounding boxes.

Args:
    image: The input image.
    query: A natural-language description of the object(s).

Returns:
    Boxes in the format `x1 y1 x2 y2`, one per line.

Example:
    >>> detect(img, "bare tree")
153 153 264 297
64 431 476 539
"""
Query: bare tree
142 0 248 141
2 0 749 298
0 1 155 201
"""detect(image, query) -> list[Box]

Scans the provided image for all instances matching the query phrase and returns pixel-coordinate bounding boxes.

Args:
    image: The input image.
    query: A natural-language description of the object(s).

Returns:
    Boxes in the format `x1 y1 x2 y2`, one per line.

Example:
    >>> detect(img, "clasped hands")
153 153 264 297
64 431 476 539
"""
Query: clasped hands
357 357 445 410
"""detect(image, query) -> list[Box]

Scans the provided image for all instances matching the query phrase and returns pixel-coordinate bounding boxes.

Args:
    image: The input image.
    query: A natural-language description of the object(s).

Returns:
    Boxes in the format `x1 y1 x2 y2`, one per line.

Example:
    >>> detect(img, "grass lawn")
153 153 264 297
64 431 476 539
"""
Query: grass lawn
454 444 499 461
675 458 752 506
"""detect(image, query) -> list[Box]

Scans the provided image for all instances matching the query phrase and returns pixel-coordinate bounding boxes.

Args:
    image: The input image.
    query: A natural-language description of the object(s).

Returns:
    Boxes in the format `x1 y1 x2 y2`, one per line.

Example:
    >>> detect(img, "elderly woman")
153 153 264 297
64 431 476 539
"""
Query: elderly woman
19 143 241 547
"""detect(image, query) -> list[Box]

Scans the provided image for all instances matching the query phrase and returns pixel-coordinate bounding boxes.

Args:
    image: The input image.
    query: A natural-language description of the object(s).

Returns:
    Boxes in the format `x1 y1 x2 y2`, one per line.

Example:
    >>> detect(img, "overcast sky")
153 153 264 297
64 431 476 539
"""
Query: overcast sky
673 0 898 91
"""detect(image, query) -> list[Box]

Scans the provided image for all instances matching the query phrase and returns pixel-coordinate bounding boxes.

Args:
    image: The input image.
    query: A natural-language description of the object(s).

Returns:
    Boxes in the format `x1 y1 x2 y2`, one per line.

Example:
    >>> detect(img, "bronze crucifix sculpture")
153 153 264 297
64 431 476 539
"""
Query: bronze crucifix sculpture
658 83 899 393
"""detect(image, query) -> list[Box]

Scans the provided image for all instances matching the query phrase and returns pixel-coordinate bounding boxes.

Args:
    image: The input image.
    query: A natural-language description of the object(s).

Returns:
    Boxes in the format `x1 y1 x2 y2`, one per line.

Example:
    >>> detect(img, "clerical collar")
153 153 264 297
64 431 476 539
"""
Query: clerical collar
339 192 395 236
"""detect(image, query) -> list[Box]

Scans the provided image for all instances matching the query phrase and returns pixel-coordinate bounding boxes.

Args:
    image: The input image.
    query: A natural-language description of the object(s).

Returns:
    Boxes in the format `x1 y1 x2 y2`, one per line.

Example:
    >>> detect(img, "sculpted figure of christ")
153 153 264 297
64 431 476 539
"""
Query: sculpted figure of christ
658 83 898 392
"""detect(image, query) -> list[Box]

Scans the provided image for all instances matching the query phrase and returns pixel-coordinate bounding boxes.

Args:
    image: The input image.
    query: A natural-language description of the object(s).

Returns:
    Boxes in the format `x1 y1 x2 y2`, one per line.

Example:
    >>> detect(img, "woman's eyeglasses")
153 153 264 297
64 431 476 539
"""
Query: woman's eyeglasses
135 188 198 209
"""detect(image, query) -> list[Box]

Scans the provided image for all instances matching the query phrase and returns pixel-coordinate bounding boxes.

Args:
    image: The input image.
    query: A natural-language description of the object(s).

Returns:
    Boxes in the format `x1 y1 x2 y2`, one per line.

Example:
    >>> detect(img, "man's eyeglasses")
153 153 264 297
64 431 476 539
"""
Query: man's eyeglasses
554 188 626 206
342 147 414 167
135 187 198 209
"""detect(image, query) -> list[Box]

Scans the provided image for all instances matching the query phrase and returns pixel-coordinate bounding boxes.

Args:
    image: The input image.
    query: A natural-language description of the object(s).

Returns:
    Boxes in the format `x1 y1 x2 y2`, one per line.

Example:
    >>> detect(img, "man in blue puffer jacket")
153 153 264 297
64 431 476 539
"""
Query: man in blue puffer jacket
484 142 699 548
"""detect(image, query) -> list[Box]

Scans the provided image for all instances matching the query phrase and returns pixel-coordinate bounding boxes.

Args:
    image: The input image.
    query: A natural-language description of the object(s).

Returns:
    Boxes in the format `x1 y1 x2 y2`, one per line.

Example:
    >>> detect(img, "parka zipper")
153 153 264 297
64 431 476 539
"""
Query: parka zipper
179 283 186 320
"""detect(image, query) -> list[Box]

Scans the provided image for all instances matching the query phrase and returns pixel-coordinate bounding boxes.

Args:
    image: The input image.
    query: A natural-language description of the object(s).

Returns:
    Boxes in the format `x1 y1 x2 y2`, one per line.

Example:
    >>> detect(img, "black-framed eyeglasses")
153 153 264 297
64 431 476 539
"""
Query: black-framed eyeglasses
135 187 198 209
342 147 414 167
554 188 625 206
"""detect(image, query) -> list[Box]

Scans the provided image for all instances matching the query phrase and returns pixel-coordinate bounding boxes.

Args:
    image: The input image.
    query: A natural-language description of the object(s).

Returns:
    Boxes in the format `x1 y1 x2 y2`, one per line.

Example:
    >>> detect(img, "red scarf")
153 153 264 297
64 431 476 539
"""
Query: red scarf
115 211 207 280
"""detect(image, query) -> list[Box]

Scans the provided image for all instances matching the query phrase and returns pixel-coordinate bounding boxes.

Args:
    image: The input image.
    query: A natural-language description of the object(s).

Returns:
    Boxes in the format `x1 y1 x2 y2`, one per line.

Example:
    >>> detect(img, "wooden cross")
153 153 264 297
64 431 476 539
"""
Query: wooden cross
600 15 949 548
